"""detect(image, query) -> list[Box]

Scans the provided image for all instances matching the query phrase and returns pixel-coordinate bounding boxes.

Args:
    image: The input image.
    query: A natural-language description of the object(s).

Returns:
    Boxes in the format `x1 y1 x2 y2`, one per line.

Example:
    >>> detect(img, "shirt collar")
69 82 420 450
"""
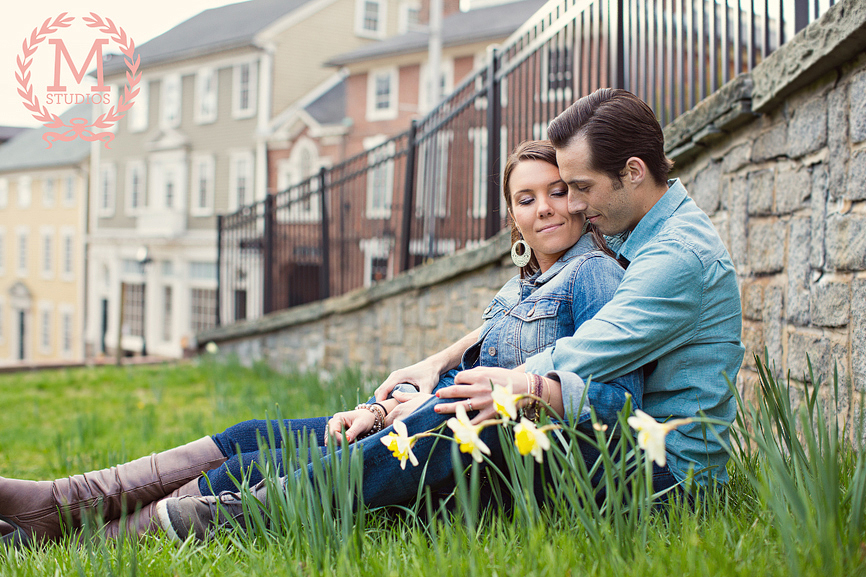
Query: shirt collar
528 231 597 285
617 178 687 262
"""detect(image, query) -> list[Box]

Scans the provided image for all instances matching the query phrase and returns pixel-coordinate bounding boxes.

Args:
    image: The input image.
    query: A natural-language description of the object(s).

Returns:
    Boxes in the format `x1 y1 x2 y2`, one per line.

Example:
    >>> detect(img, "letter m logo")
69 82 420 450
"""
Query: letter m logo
48 38 110 92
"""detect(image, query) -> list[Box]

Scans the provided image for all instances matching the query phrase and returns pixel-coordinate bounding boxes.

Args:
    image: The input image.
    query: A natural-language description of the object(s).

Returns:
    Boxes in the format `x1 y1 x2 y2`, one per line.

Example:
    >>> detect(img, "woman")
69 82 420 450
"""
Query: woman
0 141 640 546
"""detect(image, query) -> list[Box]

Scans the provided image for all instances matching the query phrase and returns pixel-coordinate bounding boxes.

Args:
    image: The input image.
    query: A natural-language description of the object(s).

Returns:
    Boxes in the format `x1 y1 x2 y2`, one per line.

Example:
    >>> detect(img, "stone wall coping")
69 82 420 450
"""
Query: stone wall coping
198 228 513 345
664 0 866 163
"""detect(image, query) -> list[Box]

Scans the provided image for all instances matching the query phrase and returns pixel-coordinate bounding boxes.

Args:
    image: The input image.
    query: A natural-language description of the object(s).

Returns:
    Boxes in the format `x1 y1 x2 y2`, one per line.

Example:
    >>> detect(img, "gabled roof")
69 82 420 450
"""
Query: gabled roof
305 79 346 125
102 0 311 76
0 126 27 144
0 104 92 172
326 0 546 66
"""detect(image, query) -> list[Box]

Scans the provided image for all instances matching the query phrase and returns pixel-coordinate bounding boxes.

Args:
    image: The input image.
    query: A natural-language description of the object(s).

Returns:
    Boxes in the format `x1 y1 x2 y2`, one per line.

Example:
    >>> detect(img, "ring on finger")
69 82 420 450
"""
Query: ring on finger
467 401 473 412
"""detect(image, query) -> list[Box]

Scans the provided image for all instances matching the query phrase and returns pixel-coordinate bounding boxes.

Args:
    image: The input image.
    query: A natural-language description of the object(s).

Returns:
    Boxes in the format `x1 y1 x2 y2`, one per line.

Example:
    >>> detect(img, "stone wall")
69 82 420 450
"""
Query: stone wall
204 0 866 416
665 0 866 419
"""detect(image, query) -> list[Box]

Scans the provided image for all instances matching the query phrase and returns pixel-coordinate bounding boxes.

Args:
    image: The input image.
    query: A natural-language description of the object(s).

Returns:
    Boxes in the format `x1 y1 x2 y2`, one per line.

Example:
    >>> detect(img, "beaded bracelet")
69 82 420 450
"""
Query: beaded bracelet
523 373 544 422
355 403 385 436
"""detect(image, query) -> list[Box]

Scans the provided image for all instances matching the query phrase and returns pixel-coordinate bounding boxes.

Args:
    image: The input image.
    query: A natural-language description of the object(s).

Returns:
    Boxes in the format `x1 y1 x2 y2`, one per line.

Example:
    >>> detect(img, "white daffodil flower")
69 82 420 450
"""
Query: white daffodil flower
491 382 520 420
205 341 219 355
380 420 419 470
513 417 551 464
627 409 693 467
447 405 490 463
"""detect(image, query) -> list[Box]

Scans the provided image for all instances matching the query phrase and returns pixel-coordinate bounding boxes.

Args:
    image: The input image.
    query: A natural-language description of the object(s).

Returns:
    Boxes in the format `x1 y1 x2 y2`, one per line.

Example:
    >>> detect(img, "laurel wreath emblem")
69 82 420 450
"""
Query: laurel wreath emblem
15 13 140 148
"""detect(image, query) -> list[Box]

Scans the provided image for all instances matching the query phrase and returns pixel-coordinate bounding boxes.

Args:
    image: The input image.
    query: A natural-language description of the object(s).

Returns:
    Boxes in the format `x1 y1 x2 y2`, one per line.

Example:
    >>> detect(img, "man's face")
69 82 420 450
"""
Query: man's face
555 137 642 236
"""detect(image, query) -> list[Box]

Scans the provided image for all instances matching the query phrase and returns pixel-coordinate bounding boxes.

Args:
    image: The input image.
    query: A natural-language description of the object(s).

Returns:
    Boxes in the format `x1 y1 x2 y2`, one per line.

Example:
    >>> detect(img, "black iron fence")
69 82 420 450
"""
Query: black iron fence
217 0 828 326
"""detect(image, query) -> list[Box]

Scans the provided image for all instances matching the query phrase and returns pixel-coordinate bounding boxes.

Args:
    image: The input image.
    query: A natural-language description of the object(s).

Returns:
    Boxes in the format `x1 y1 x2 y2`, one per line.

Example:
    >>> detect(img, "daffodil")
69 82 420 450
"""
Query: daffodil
627 409 693 467
205 341 219 355
447 405 490 462
491 382 520 420
380 420 419 470
513 418 551 463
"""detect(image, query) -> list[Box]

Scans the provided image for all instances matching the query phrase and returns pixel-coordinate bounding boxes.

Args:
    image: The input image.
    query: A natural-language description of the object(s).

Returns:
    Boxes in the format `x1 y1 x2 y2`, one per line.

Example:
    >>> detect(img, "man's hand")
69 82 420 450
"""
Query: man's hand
432 366 527 424
375 360 441 400
326 408 375 446
384 391 433 427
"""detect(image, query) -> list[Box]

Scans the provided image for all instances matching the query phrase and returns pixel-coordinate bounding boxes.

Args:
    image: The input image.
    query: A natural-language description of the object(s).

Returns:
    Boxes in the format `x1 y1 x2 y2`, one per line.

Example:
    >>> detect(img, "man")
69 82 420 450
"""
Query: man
442 88 744 488
156 89 743 541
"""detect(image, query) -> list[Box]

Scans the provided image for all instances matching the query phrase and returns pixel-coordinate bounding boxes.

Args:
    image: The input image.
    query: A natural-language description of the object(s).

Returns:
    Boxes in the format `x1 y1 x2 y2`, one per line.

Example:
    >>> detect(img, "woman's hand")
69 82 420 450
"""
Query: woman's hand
433 367 527 424
325 409 375 446
374 360 441 400
384 391 434 427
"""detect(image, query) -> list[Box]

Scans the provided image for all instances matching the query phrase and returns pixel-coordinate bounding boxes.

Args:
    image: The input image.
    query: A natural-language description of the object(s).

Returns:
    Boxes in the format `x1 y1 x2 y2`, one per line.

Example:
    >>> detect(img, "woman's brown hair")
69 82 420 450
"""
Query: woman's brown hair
502 139 615 278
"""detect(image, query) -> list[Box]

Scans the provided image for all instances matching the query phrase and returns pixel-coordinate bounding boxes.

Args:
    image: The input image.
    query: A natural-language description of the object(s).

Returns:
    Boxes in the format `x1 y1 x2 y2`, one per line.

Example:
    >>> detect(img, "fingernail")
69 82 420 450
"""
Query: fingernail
435 392 440 398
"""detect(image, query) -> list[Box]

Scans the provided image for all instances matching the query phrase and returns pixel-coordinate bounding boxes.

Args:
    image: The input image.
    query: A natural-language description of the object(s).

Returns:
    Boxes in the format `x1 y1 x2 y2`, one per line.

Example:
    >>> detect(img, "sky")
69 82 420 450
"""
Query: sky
0 0 236 128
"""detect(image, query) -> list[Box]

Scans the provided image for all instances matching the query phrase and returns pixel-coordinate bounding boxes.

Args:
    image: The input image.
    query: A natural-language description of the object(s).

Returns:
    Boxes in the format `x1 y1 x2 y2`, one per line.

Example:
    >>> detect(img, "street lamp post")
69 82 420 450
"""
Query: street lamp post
136 246 153 357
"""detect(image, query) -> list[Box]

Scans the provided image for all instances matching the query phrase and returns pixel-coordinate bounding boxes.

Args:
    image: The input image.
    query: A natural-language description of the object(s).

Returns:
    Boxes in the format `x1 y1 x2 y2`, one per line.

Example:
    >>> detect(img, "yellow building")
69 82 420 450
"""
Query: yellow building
0 104 89 365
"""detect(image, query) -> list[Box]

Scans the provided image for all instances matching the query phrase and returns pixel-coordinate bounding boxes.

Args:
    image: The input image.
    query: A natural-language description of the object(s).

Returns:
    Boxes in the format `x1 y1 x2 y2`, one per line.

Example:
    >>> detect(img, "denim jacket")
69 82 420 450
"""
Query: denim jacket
461 233 644 427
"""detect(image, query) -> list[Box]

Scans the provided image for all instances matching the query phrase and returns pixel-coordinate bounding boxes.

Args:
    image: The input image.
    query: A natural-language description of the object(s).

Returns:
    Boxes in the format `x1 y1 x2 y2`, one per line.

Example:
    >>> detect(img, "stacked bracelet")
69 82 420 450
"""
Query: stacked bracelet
355 403 386 436
523 373 545 422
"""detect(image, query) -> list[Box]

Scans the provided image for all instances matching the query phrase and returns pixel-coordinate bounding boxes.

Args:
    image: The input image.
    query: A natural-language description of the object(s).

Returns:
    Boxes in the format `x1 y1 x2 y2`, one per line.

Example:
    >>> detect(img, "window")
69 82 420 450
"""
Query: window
0 178 7 208
232 62 257 119
60 307 73 355
364 136 395 219
123 283 145 338
16 227 28 277
160 74 181 128
190 288 218 333
60 228 74 281
415 131 452 218
17 176 31 208
191 155 215 216
356 0 386 38
229 151 254 211
366 67 398 121
398 0 421 33
149 155 185 212
98 163 116 217
469 127 488 218
128 79 148 132
359 238 393 287
189 261 218 281
234 290 247 321
195 68 218 124
63 176 75 206
277 140 321 223
40 227 54 280
163 286 173 342
126 160 146 214
39 304 52 355
419 59 454 113
542 44 573 102
42 178 55 207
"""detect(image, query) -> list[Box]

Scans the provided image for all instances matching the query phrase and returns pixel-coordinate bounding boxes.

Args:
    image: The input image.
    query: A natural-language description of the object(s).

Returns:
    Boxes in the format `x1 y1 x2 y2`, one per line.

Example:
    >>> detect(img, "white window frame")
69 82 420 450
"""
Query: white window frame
148 152 187 212
98 163 116 217
62 176 75 207
398 0 422 33
126 159 147 215
228 150 255 211
419 58 455 113
0 178 7 208
17 176 32 208
355 0 387 38
160 73 182 129
364 136 395 220
366 67 399 121
277 139 322 223
59 304 74 358
42 177 56 208
40 226 55 280
359 237 394 287
16 226 29 277
195 68 218 124
415 130 452 218
468 127 488 219
128 79 149 132
60 226 75 282
232 62 257 119
190 154 216 217
38 301 53 355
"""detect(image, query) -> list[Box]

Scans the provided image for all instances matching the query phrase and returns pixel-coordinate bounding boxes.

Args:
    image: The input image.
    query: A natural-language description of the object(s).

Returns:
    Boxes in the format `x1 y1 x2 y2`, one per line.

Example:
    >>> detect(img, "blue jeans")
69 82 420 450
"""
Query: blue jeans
204 369 683 506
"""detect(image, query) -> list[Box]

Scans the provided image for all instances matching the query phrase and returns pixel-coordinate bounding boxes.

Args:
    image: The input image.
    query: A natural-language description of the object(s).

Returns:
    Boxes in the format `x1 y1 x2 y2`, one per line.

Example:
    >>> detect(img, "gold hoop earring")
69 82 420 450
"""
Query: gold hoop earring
511 239 532 268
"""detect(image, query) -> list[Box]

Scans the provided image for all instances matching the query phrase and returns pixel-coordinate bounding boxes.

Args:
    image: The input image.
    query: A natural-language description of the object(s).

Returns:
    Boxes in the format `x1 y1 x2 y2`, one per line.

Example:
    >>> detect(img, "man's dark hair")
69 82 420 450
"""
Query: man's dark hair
547 88 674 185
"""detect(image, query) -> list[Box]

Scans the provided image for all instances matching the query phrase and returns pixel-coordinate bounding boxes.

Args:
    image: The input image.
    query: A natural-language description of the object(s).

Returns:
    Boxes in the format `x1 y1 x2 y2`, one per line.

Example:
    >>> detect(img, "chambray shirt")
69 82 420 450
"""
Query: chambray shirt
461 233 643 428
525 179 744 485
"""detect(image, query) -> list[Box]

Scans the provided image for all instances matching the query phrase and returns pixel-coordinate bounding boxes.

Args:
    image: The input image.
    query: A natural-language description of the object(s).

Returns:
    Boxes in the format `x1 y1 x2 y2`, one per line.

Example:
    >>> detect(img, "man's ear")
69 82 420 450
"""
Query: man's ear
623 156 648 187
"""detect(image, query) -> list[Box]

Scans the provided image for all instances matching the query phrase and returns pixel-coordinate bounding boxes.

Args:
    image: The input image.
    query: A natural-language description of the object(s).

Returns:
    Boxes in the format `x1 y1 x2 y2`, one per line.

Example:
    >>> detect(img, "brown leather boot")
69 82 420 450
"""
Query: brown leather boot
98 477 205 540
0 437 226 544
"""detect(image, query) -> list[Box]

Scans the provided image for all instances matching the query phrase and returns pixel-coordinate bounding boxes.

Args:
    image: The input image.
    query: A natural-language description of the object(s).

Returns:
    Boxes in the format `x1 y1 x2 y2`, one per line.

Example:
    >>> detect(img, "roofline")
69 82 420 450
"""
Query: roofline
267 69 348 136
326 31 506 67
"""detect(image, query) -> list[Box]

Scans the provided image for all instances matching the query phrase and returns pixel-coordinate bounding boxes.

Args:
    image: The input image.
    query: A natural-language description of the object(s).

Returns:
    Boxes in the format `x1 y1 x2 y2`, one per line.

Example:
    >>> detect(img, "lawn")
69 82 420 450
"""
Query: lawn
0 357 863 577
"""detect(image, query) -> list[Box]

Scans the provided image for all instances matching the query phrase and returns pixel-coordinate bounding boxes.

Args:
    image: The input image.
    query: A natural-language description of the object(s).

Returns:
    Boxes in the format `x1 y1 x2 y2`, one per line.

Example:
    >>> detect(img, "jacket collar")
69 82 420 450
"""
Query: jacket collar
527 231 598 285
617 178 687 263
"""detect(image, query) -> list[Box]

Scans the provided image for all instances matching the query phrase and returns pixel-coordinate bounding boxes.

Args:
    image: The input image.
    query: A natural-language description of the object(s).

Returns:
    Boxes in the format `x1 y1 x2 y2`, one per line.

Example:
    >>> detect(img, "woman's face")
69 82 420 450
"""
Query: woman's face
508 159 586 273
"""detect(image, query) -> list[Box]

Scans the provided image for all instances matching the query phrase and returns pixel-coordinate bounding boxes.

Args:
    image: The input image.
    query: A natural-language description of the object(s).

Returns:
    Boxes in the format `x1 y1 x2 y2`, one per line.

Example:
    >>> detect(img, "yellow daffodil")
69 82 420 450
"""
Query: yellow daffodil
491 382 520 420
447 405 490 462
380 420 419 470
627 409 693 467
513 417 551 463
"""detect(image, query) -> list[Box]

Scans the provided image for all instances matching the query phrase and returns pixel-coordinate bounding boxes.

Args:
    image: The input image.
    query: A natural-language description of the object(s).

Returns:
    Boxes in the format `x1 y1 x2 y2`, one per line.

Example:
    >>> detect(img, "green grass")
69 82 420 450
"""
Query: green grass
0 357 864 577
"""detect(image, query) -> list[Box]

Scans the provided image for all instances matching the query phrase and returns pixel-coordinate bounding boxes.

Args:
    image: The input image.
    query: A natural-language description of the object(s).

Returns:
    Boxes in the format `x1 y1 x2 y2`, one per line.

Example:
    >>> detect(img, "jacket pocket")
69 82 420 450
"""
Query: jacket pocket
505 299 562 356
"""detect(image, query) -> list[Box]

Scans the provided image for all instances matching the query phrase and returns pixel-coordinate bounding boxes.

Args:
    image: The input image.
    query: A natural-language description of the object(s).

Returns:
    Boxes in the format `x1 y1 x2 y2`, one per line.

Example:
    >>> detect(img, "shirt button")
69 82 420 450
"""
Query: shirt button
488 346 497 356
